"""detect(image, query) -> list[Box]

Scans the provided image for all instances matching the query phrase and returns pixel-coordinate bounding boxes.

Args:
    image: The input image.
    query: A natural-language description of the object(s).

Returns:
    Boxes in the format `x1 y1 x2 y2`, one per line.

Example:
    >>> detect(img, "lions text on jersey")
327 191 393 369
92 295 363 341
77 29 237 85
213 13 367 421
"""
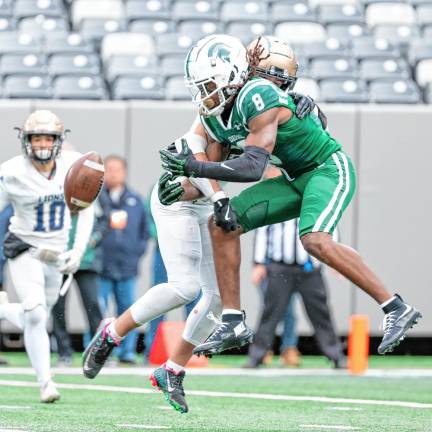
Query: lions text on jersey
0 150 82 251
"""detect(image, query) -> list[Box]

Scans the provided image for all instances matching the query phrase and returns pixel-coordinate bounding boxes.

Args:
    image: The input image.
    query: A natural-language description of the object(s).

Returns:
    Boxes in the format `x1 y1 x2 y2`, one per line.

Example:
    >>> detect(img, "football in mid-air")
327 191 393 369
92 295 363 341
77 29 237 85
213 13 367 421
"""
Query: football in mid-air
64 151 104 213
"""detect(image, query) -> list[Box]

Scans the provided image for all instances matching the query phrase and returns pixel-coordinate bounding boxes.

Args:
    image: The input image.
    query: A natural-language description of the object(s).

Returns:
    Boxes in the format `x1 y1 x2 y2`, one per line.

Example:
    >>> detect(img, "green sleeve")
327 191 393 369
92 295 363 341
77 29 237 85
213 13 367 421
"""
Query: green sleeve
237 79 291 124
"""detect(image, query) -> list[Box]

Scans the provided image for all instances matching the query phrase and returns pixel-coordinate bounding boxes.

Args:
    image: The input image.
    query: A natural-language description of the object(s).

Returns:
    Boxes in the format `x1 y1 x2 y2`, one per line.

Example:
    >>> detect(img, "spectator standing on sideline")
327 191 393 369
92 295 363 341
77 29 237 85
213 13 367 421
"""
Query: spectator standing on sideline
51 202 107 367
245 167 346 369
0 205 12 365
98 155 150 364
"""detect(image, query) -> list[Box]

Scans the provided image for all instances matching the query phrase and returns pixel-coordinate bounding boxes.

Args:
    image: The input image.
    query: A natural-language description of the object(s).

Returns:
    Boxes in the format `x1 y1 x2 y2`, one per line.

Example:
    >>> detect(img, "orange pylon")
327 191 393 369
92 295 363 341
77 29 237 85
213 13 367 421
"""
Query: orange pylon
348 315 369 375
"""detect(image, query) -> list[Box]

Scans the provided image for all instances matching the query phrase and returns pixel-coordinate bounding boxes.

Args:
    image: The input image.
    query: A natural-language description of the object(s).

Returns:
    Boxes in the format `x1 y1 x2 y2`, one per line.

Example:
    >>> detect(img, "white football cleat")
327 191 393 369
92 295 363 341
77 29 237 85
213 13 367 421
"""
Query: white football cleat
0 291 9 305
40 380 60 403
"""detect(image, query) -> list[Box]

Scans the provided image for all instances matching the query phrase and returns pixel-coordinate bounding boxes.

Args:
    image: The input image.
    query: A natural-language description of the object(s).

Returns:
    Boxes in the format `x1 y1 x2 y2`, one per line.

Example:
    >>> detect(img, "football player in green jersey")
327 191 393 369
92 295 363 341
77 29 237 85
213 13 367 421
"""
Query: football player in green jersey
160 34 422 358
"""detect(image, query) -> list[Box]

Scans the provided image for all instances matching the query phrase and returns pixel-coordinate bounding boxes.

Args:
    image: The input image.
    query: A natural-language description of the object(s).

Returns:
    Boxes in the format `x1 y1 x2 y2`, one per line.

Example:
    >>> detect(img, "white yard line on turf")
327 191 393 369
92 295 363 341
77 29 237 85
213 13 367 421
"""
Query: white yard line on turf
1 367 432 378
0 428 29 432
325 407 363 411
116 425 170 429
0 406 31 410
300 426 360 430
0 379 431 410
0 430 29 432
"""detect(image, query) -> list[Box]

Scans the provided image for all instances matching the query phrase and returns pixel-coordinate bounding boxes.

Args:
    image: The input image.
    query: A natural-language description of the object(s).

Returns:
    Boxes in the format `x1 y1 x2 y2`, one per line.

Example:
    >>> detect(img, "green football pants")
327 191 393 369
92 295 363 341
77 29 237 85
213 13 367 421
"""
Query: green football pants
231 151 356 237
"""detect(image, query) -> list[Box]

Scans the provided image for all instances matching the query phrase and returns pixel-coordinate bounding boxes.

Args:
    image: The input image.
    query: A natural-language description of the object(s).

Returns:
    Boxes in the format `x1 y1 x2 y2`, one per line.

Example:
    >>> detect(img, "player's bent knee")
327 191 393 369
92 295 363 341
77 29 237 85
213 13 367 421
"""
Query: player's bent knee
171 277 201 303
301 232 333 260
24 305 47 327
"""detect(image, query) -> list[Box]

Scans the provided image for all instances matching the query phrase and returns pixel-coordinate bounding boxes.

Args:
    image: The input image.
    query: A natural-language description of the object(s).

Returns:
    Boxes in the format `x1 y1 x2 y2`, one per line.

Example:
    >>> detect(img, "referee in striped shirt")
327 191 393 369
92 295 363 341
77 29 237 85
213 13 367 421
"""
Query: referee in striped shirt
245 170 346 369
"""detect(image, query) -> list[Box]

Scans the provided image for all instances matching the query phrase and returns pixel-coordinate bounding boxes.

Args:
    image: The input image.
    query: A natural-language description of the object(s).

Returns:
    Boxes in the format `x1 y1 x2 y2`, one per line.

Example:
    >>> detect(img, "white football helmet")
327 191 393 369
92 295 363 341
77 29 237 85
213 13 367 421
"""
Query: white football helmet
184 35 249 116
16 110 67 163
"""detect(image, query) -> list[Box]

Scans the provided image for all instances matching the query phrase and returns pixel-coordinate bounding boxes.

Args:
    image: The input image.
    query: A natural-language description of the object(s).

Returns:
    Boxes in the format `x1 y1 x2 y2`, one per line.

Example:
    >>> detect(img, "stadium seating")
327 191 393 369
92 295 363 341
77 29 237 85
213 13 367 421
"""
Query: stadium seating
101 33 155 61
4 74 52 98
359 58 410 82
160 54 185 78
320 79 369 102
48 53 101 77
0 53 47 76
302 39 349 60
226 22 272 45
78 18 127 44
271 3 318 24
125 0 171 22
415 59 432 87
112 75 165 99
14 0 65 20
0 0 428 102
105 55 158 83
156 33 194 57
369 79 421 103
172 1 219 22
165 75 190 99
318 4 364 25
43 33 96 56
129 19 175 35
53 75 107 99
220 1 269 23
18 16 69 36
177 20 223 40
310 57 358 80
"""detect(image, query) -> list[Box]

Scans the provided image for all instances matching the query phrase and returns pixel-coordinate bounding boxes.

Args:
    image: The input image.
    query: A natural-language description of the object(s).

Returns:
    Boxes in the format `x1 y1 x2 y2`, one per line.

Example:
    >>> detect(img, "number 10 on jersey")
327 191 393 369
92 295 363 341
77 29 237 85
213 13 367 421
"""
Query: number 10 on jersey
34 200 66 232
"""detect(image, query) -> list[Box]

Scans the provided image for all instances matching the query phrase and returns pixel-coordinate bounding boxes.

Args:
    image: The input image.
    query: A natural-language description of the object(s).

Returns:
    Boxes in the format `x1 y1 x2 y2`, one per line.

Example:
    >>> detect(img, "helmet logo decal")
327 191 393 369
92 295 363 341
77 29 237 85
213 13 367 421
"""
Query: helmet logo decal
208 43 231 63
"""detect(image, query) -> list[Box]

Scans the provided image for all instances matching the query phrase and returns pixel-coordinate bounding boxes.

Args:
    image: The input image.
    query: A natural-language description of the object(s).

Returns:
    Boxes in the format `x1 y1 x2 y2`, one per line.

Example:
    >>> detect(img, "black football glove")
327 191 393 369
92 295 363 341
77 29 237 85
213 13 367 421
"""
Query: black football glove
159 138 196 178
288 91 315 120
213 197 238 233
158 172 184 205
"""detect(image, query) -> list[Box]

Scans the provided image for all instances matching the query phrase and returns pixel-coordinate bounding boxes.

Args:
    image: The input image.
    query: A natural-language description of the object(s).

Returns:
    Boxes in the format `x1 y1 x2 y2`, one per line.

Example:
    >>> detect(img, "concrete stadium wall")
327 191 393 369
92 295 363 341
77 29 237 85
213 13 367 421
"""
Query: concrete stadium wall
0 101 430 338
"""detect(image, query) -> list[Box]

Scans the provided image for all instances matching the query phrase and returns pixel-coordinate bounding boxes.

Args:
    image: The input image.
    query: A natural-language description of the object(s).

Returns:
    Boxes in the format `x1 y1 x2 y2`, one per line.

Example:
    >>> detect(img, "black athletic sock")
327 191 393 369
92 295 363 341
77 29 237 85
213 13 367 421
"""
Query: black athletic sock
382 294 404 314
222 313 243 322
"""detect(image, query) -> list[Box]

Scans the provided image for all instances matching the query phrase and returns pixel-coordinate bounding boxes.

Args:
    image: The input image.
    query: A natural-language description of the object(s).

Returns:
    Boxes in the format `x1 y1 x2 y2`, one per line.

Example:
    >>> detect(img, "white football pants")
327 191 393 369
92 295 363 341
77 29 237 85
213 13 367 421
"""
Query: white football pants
129 186 221 346
0 251 62 385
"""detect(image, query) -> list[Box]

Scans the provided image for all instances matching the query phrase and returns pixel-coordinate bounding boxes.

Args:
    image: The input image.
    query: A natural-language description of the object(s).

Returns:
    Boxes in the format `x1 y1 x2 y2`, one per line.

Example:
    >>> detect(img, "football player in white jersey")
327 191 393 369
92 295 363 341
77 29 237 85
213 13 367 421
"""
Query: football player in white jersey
0 110 94 402
82 36 317 414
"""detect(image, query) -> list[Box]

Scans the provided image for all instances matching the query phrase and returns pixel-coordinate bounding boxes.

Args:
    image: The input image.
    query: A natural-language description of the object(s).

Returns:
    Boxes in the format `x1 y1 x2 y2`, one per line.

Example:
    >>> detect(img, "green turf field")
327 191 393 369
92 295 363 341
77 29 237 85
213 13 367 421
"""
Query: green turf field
0 353 431 432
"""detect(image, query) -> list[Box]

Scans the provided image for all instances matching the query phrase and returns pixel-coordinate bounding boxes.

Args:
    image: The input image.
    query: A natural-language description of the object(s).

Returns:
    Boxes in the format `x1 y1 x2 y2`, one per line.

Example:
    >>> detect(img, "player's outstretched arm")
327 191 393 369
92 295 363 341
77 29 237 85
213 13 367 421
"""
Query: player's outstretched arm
160 108 282 183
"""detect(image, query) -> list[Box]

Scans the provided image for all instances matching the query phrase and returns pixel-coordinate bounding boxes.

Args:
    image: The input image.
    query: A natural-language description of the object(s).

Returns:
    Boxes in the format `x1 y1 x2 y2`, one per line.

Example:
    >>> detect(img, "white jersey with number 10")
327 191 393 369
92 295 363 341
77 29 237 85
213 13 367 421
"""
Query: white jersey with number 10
0 150 82 251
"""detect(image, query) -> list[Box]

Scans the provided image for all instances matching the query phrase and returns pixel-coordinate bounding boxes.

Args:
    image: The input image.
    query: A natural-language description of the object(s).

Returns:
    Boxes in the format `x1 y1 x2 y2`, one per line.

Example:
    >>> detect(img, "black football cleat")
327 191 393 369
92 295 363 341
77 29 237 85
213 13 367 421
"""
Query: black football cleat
82 318 119 379
150 365 188 414
378 295 422 355
192 312 253 357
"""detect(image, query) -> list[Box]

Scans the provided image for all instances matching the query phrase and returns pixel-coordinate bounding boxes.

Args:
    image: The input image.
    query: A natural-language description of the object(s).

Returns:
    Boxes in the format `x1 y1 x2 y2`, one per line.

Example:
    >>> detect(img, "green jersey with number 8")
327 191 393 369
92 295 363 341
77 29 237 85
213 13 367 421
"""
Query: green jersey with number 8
200 77 341 178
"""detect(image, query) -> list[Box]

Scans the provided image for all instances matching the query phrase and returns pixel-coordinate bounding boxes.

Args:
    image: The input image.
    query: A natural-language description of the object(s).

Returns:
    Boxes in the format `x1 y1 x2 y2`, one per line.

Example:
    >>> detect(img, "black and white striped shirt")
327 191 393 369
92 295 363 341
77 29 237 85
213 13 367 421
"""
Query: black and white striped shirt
253 220 338 268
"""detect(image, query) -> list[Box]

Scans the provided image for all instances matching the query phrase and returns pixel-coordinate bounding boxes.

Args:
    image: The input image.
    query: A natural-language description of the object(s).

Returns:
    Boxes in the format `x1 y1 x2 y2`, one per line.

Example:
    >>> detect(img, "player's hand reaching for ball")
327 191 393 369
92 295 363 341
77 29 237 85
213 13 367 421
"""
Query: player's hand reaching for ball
213 197 238 233
159 138 195 178
158 172 184 205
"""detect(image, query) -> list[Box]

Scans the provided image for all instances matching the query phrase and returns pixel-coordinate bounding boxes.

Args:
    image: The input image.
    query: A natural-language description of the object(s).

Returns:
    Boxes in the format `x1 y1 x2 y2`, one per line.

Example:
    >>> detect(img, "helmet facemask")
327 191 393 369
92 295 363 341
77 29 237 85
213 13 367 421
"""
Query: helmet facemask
185 35 250 117
187 76 240 117
16 110 68 164
254 65 298 91
22 132 63 164
247 36 299 92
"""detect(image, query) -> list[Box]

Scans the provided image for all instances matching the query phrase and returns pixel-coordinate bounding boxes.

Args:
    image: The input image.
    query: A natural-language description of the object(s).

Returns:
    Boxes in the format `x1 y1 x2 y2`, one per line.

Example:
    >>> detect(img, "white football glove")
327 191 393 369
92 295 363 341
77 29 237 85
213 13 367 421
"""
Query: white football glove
58 249 83 274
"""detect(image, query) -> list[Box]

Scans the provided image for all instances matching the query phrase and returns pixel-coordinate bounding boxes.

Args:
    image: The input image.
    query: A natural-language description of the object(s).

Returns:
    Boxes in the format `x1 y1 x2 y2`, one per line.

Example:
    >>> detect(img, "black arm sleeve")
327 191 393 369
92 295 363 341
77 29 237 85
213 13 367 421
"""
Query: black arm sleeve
185 145 270 183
